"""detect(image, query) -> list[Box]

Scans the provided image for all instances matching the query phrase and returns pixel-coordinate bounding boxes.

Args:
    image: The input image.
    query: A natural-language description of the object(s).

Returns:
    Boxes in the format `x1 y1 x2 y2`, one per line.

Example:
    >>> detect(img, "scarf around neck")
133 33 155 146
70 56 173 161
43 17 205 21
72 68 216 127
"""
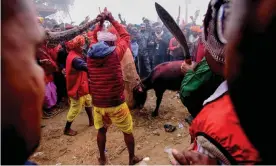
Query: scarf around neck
155 31 164 38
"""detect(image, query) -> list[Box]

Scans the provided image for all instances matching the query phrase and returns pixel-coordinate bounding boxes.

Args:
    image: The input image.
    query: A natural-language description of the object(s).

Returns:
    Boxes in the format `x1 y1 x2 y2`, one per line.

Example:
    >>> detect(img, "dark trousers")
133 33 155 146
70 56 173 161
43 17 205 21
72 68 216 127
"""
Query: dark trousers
53 72 67 104
148 49 155 70
164 53 171 62
134 56 139 75
182 74 224 118
138 52 152 78
153 54 165 68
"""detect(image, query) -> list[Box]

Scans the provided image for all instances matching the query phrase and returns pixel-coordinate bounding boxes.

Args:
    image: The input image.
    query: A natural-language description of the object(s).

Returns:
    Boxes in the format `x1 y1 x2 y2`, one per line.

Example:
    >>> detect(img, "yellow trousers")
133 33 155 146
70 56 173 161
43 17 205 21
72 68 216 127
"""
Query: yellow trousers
93 102 133 134
66 94 92 122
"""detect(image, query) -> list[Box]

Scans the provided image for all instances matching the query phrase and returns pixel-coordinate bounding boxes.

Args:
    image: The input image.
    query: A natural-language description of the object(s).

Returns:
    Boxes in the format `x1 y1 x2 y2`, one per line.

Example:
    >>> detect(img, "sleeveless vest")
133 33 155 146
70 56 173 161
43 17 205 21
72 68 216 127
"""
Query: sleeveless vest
66 51 89 99
87 51 125 107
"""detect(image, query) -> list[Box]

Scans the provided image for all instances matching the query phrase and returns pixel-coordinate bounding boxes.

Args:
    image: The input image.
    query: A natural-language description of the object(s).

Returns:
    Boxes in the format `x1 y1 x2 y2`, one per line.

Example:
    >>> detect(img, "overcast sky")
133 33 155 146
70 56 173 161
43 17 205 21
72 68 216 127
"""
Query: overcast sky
54 0 209 25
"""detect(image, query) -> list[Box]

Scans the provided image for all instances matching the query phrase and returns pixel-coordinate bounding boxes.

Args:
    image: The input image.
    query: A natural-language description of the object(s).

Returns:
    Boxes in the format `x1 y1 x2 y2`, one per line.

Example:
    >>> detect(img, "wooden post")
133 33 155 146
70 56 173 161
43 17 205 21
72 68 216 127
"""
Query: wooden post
185 0 188 23
65 5 72 23
176 5 181 25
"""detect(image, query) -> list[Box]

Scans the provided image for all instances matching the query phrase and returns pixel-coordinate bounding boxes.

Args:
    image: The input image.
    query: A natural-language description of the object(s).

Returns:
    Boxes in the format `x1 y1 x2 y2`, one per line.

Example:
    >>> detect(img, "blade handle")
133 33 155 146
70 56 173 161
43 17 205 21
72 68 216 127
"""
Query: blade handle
185 58 192 65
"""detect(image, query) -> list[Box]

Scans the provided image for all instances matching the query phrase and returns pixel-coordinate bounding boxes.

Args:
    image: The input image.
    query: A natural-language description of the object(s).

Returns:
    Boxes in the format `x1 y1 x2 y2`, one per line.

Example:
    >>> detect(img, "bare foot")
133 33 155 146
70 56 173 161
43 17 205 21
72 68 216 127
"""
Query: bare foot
129 156 143 165
98 157 107 165
64 128 77 136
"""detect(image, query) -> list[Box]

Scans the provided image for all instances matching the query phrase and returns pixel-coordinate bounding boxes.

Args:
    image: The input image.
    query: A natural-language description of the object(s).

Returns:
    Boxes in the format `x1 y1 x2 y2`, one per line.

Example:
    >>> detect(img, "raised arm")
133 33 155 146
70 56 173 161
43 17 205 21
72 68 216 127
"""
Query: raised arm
107 12 130 60
89 13 106 47
89 24 103 47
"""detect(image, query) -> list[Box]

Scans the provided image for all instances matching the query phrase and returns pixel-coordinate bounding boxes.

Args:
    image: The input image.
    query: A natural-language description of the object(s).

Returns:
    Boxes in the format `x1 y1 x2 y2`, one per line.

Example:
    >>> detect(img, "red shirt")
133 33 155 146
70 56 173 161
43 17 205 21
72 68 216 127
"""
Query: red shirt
195 39 205 63
168 37 178 51
190 93 260 164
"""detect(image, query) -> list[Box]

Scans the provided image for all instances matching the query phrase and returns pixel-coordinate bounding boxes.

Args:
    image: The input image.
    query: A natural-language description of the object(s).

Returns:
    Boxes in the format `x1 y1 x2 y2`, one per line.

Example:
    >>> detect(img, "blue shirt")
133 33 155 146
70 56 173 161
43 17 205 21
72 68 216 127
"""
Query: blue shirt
131 42 139 58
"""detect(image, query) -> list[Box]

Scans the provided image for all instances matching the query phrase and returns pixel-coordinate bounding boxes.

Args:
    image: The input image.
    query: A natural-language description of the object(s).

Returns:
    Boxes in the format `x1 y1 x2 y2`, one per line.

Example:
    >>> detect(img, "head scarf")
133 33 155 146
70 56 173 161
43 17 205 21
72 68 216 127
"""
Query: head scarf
66 35 85 51
97 31 117 42
202 0 231 64
190 26 202 33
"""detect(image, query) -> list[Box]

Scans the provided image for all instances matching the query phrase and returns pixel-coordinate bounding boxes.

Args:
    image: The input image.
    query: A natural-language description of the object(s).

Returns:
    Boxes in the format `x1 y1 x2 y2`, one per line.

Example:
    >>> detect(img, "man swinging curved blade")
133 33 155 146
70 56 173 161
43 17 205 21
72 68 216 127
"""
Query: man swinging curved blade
87 11 142 165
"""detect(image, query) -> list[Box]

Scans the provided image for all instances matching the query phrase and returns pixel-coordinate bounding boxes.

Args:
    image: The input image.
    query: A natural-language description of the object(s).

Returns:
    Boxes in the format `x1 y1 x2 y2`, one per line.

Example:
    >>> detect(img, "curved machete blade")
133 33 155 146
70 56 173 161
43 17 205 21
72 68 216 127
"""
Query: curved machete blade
155 2 191 61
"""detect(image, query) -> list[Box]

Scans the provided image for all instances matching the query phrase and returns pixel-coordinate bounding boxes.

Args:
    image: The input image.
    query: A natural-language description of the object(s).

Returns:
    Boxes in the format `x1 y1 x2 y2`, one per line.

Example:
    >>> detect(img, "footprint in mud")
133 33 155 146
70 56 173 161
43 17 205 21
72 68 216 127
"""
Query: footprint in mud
48 129 63 139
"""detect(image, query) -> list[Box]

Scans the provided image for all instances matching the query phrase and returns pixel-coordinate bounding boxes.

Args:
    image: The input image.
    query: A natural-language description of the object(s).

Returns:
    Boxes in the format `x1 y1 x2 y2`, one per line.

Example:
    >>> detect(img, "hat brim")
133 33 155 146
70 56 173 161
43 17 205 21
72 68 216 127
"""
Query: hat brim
91 46 116 59
102 46 116 56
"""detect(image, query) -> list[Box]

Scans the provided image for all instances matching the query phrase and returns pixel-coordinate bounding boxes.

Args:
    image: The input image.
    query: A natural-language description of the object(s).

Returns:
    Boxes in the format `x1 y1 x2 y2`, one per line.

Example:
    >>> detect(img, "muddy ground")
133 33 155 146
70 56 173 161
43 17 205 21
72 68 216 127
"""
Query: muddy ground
31 90 191 165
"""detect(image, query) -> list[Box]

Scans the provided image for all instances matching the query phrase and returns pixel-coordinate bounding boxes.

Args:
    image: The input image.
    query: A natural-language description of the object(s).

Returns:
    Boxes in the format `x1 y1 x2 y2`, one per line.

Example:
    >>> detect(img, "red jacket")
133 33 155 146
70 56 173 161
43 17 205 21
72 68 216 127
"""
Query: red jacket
66 50 89 99
47 44 61 62
87 30 93 38
195 38 205 63
36 45 58 75
190 93 260 164
36 45 58 84
168 37 178 51
87 21 130 107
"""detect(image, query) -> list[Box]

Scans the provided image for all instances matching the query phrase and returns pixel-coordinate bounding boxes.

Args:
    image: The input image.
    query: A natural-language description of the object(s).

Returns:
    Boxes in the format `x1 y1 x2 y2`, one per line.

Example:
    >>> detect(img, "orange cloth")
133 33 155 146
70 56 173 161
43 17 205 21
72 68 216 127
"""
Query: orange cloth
66 35 85 51
190 26 202 33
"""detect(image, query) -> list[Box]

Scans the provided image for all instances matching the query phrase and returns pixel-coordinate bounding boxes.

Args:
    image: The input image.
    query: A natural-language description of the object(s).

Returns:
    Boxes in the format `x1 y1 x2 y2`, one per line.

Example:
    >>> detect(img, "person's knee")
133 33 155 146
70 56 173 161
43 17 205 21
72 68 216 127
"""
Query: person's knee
85 106 92 111
98 127 107 134
123 132 133 136
66 114 75 122
67 107 81 122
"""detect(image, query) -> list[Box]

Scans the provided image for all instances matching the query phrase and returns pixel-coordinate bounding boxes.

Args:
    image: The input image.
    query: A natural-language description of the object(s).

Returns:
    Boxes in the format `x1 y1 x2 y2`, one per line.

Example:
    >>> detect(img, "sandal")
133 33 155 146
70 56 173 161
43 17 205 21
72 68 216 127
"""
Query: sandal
42 111 53 119
64 128 77 136
130 156 143 165
98 157 107 165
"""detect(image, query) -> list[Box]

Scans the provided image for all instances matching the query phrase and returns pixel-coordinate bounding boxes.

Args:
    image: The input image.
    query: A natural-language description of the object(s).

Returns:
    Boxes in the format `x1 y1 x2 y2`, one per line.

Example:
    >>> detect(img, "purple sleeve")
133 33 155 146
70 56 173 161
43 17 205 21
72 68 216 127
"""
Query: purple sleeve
72 57 88 72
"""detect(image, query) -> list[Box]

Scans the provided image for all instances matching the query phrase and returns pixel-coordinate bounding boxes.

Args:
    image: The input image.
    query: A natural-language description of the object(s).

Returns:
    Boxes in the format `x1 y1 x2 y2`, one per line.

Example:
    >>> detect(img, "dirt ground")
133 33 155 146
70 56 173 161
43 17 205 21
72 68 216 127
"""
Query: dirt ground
31 90 191 165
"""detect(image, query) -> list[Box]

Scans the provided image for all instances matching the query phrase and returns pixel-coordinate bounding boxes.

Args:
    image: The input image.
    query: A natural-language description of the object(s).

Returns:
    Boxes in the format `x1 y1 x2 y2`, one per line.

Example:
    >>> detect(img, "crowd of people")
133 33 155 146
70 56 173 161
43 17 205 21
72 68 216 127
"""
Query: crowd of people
127 19 202 79
2 0 276 165
36 8 203 119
